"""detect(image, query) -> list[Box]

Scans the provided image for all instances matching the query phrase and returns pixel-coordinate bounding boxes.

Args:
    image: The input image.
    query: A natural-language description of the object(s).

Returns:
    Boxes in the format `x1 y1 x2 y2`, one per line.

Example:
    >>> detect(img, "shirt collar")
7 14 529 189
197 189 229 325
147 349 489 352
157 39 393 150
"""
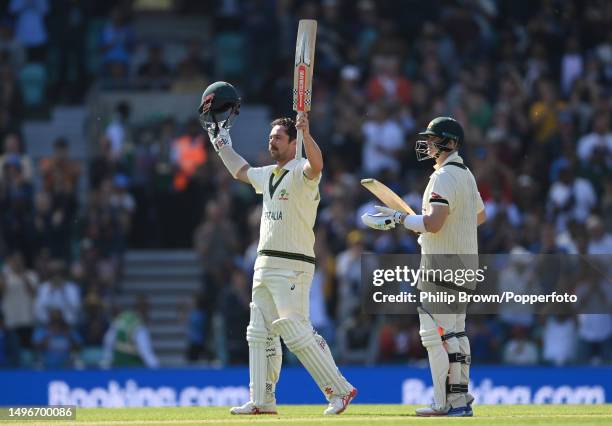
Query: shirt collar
434 151 462 170
274 158 299 175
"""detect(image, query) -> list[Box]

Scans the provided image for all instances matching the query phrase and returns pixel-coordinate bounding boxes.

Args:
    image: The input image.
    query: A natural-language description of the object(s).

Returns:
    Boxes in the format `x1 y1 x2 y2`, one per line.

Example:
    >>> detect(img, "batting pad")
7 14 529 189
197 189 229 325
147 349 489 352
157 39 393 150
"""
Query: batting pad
246 303 268 405
445 335 466 407
418 308 449 410
266 335 282 402
273 318 352 398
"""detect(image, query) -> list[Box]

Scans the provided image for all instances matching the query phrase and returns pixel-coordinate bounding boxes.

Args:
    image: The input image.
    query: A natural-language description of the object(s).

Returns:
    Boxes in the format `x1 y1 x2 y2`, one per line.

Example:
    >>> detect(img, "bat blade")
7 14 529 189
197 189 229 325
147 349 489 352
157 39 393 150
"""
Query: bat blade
361 178 416 215
293 19 317 159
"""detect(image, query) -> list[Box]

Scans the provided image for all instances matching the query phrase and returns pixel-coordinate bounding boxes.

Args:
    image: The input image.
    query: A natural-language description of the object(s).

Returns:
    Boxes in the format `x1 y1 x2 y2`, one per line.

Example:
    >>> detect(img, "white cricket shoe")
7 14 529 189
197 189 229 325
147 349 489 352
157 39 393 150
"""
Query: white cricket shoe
323 388 358 415
416 403 471 417
229 400 277 415
415 404 449 416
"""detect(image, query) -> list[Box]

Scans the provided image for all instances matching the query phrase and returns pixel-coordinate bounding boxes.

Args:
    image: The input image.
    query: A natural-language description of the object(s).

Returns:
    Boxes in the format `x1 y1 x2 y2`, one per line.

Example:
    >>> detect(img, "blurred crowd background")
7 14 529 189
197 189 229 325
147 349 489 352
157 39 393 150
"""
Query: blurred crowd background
0 0 610 370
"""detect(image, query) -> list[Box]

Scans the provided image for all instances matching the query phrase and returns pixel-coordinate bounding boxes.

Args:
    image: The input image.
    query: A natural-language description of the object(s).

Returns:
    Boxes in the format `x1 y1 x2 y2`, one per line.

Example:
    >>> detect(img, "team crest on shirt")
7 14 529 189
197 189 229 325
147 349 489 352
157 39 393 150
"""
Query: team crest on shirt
278 189 289 200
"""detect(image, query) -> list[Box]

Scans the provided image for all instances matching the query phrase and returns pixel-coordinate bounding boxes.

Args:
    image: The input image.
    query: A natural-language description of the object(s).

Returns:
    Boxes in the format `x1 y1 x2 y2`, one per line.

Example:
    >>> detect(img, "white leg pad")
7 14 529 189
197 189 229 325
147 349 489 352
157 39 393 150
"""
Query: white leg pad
273 318 351 399
313 331 352 400
419 309 448 410
265 335 282 403
246 303 268 406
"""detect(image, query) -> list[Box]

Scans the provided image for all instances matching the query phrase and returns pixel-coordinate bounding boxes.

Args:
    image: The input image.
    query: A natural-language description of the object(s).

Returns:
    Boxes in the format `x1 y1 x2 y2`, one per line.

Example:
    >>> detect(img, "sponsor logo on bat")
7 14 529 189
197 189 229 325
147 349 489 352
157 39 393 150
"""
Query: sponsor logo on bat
297 65 306 110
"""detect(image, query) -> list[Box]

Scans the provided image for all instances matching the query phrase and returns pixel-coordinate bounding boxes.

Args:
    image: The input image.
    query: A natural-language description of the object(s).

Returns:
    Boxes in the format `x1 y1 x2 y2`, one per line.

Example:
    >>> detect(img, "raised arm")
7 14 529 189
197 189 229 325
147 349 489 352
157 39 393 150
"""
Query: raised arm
296 114 323 179
208 128 251 184
235 164 251 184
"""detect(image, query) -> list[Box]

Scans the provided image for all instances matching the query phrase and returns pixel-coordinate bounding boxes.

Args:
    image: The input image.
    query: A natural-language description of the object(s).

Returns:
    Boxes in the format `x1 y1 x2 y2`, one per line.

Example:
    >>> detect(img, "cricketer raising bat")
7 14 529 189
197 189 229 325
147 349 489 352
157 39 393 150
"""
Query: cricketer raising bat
361 178 417 215
293 19 317 159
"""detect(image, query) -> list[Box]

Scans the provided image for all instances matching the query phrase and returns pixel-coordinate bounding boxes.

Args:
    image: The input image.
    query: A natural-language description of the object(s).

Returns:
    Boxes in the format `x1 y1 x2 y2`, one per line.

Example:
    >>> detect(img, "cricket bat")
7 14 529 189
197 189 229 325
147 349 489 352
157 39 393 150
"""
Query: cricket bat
293 19 317 160
361 178 417 215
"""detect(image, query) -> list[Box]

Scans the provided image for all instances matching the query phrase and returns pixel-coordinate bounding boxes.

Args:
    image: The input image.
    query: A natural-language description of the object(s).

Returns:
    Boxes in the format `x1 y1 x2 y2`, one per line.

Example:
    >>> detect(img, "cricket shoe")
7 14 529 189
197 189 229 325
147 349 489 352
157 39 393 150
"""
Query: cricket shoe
415 404 449 417
448 405 472 417
229 401 277 415
415 404 471 417
323 388 358 415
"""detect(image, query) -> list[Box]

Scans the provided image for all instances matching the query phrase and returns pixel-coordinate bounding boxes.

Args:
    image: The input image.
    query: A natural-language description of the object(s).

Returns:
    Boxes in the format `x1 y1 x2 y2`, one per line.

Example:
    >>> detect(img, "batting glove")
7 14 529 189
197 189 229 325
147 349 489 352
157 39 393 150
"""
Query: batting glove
361 205 406 231
208 127 232 153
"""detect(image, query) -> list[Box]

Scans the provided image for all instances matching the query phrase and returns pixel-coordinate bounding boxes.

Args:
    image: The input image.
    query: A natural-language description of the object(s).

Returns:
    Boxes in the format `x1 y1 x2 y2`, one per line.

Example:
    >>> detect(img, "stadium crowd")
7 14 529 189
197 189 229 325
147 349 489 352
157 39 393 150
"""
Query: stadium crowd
0 0 610 368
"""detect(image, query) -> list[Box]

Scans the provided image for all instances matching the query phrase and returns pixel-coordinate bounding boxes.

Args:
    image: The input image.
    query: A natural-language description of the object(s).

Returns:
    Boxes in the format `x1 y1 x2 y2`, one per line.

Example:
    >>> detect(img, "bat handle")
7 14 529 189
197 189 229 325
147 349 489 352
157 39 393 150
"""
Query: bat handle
295 112 304 160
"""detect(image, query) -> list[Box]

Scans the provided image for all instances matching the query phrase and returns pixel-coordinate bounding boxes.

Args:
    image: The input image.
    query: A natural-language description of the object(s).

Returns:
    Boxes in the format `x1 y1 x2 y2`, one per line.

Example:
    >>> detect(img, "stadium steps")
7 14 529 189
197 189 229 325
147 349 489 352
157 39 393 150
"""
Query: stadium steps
118 250 202 366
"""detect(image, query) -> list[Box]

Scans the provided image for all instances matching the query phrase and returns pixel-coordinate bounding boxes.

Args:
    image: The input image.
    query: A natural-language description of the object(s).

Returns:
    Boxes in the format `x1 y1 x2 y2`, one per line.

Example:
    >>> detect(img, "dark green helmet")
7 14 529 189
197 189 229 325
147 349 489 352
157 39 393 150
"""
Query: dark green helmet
418 116 464 144
415 117 464 161
198 81 240 137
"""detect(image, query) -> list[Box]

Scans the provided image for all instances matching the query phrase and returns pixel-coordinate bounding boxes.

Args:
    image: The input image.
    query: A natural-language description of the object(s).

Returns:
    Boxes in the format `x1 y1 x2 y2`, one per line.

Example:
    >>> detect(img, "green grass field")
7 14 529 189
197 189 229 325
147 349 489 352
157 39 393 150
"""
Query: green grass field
3 405 611 426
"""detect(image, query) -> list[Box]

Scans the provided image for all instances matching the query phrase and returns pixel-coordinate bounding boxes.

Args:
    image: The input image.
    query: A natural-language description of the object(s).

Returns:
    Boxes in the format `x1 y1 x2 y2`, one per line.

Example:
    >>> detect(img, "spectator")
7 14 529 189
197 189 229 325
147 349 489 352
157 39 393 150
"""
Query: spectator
0 133 32 183
32 191 70 260
335 230 364 319
32 308 81 369
366 54 411 106
576 111 612 164
178 39 212 77
361 103 404 177
101 295 159 368
39 137 81 197
104 101 132 161
171 118 207 192
586 215 612 254
576 314 612 365
194 200 238 270
467 316 502 363
528 79 563 146
0 314 12 367
89 136 115 190
0 251 38 350
34 259 81 326
172 60 207 93
502 326 539 365
547 164 596 230
0 62 23 120
221 270 250 364
561 36 583 96
137 43 171 90
0 154 34 259
378 318 421 363
100 6 134 79
542 315 576 366
497 247 536 329
0 18 25 68
9 0 49 61
185 293 208 362
79 288 109 349
48 0 87 102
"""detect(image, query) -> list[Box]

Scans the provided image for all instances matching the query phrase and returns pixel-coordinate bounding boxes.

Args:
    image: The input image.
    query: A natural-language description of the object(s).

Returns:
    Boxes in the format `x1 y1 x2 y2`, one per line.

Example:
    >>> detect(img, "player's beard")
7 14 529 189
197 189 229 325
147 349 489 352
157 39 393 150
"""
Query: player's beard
269 145 293 162
269 146 281 161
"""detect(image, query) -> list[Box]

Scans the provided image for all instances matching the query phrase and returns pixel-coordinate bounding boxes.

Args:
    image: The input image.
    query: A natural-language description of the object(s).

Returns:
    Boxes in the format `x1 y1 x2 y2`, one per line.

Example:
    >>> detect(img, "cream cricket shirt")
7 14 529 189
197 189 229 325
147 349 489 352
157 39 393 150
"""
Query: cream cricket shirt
247 158 321 274
419 152 485 255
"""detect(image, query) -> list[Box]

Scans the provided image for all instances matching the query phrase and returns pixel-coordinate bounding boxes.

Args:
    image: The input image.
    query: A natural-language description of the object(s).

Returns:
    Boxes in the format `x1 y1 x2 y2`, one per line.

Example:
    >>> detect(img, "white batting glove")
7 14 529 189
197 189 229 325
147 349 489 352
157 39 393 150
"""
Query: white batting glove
374 206 406 223
361 205 405 231
208 127 232 153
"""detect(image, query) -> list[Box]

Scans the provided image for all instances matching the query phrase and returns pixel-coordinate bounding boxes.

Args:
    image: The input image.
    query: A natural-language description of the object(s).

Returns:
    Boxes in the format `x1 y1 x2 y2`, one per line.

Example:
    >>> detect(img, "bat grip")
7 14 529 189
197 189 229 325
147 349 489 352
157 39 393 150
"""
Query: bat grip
295 112 304 160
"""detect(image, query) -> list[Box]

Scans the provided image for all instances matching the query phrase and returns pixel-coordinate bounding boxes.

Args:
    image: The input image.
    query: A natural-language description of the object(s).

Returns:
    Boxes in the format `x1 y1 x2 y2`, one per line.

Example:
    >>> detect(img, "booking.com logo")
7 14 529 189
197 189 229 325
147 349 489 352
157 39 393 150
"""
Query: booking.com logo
402 379 605 405
48 380 249 407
